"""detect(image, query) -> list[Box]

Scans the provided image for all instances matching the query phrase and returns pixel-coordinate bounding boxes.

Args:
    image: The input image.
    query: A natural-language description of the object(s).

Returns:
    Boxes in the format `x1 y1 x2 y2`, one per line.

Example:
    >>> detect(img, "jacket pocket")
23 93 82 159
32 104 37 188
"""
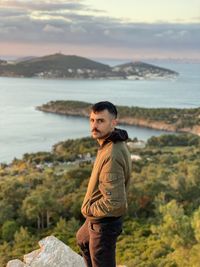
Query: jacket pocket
99 172 125 201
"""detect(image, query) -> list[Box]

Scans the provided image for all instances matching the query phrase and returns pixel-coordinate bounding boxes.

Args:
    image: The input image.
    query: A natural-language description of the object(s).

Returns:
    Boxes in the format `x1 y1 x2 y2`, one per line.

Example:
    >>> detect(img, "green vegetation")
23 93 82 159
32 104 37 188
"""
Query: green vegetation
1 134 200 266
38 100 200 131
118 106 200 127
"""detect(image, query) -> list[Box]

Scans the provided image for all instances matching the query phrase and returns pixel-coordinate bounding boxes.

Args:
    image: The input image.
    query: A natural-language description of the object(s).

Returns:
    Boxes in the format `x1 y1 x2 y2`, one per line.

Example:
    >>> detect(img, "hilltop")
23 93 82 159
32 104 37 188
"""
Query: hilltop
1 134 200 267
0 53 178 80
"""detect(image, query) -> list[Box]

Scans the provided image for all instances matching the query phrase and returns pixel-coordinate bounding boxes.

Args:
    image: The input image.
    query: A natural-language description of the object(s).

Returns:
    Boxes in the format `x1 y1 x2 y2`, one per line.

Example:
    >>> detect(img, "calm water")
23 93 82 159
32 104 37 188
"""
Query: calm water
0 62 199 163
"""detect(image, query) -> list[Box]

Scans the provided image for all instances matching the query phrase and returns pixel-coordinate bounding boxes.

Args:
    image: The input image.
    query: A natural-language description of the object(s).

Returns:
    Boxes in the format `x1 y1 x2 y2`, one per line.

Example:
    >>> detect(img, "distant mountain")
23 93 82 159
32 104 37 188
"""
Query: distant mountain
112 61 178 80
0 53 178 80
15 56 37 63
22 53 110 70
0 53 111 78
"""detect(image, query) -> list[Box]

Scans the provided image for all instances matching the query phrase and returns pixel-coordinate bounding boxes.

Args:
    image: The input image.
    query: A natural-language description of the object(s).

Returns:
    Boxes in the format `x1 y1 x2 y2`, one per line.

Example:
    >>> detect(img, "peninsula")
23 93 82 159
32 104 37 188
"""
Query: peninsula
37 100 200 135
0 53 178 80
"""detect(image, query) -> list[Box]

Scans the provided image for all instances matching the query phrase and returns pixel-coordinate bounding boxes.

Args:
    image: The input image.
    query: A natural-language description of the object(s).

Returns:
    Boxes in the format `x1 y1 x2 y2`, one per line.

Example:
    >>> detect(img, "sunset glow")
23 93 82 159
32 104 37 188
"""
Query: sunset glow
0 0 199 60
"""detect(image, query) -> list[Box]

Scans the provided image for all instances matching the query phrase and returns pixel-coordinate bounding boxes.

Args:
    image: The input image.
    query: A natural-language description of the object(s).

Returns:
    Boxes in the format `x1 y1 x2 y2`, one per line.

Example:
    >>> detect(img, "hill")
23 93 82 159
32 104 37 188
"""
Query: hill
14 56 37 63
112 61 178 80
0 53 111 78
0 53 178 79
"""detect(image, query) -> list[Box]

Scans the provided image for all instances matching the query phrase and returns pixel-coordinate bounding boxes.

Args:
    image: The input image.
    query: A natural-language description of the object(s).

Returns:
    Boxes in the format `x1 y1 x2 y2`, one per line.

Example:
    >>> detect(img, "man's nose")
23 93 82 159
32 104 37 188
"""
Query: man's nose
91 120 97 128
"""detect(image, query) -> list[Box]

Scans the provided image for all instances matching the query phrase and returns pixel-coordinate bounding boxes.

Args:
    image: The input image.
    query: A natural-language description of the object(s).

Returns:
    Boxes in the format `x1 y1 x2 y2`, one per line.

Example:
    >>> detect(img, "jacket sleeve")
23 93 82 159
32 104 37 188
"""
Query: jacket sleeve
89 156 127 218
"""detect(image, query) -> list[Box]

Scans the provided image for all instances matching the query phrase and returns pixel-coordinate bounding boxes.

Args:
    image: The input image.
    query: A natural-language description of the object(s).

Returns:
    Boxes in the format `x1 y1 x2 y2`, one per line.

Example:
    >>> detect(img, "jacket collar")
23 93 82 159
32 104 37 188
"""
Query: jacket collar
99 128 129 149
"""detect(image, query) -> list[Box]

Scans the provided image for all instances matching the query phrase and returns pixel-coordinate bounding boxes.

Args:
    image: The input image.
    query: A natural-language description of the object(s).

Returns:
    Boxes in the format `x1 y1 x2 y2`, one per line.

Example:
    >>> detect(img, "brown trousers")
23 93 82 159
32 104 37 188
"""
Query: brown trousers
76 217 122 267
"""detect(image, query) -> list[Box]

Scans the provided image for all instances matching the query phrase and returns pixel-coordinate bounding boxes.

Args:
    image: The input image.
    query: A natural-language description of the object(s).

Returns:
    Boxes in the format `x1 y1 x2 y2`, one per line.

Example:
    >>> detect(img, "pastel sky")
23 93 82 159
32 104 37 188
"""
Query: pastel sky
0 0 199 60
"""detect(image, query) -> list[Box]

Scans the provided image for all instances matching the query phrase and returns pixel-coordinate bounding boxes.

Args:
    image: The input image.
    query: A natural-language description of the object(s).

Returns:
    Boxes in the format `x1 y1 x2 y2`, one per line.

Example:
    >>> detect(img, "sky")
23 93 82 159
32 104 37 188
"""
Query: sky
0 0 199 60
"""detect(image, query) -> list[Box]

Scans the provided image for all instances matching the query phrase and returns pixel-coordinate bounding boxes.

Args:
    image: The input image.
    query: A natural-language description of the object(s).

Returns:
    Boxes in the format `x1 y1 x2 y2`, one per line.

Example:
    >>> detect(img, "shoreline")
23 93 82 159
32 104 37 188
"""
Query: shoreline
37 105 200 136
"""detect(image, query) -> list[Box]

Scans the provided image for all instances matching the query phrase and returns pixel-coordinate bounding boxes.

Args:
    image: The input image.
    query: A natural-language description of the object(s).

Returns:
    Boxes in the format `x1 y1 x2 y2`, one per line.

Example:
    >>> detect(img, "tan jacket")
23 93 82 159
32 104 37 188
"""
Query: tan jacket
81 129 132 221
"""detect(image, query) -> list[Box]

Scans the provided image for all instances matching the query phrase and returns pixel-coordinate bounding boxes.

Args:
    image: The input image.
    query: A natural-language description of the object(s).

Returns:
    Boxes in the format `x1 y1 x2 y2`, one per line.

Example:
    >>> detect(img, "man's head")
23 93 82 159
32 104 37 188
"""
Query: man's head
90 101 118 142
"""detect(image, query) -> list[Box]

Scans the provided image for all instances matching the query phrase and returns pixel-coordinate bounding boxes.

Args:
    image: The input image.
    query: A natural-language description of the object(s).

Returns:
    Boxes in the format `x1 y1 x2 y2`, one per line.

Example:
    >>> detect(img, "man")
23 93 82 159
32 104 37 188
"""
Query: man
76 101 132 267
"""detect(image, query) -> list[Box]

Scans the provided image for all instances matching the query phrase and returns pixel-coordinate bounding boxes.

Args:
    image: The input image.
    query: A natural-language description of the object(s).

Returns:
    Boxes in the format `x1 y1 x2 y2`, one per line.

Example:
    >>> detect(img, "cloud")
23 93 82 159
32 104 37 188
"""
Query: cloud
0 0 199 58
0 0 86 11
69 24 86 33
154 29 189 39
43 24 64 33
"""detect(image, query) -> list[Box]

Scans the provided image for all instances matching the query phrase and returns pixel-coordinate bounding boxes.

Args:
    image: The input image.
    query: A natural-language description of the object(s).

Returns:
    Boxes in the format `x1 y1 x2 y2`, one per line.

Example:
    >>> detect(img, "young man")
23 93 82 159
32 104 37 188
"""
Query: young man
76 101 132 267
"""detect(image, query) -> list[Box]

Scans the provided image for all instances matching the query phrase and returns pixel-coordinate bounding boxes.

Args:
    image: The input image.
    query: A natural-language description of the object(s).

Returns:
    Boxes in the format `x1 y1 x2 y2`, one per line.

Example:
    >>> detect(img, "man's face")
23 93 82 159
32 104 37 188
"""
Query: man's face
90 109 117 140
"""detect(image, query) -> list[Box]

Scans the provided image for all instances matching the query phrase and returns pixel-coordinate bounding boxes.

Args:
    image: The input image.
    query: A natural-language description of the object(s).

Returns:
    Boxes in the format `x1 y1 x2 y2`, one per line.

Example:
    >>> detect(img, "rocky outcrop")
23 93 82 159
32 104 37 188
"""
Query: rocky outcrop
118 117 200 135
7 260 25 267
7 236 86 267
7 236 127 267
178 125 200 136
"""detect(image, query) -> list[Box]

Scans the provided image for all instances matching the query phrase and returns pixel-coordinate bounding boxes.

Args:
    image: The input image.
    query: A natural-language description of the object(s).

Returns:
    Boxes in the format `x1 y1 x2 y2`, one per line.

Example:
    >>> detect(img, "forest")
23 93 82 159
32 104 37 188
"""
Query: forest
0 133 200 266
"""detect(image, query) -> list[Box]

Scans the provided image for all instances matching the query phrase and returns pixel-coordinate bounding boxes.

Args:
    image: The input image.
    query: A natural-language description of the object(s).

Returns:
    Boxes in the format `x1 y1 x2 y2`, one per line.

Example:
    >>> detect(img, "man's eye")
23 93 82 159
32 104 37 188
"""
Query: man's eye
98 119 104 123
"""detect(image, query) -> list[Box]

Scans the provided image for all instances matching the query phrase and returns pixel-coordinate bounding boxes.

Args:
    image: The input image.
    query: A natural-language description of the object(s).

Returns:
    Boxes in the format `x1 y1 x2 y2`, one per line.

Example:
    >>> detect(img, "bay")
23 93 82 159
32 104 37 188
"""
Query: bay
0 62 199 163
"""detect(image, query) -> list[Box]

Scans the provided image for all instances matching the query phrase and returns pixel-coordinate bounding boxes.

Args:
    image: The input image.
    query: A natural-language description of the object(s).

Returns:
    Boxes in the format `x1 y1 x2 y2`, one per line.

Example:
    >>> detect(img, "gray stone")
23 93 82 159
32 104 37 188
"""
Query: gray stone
7 236 86 267
23 249 40 265
6 259 26 267
7 235 125 267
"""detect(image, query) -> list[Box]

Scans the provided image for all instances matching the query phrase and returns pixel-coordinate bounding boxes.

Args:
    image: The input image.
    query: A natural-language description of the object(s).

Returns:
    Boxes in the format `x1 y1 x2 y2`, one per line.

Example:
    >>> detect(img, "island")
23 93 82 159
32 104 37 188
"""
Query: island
36 100 200 136
0 53 178 80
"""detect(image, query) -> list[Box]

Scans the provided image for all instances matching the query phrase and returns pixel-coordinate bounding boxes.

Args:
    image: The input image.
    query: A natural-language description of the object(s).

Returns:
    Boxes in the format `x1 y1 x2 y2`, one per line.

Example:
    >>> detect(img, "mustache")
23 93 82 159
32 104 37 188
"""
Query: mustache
92 128 100 133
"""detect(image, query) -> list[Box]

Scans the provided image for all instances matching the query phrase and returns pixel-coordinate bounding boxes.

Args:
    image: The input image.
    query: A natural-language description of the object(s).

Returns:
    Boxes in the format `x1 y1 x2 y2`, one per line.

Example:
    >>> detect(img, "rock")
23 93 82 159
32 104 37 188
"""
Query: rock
7 236 86 267
23 249 40 265
6 260 26 267
7 235 126 267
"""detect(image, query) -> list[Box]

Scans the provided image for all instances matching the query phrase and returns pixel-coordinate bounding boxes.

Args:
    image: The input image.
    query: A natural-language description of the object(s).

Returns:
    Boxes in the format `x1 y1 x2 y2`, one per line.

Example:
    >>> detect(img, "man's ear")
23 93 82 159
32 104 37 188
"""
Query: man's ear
112 119 118 128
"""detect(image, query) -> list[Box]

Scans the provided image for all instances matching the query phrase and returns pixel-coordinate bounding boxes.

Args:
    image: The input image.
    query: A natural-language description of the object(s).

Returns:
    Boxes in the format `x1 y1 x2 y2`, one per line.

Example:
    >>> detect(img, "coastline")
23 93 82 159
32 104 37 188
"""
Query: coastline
37 104 200 136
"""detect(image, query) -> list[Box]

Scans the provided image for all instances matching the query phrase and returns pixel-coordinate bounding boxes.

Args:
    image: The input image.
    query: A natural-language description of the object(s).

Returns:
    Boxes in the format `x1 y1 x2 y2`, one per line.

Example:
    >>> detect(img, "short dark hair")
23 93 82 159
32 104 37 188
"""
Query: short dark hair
91 101 118 118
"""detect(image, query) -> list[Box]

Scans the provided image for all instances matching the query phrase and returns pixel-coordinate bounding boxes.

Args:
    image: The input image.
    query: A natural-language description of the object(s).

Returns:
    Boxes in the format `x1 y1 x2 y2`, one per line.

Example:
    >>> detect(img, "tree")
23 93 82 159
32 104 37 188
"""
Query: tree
1 220 19 242
52 217 80 252
152 200 194 249
0 200 15 225
52 217 68 243
0 241 12 267
12 227 37 259
22 186 59 229
191 207 200 243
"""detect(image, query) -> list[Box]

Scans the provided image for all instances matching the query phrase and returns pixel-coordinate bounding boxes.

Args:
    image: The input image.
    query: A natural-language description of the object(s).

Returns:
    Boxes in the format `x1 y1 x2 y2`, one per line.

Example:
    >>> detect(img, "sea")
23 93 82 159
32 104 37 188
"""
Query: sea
0 61 199 164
